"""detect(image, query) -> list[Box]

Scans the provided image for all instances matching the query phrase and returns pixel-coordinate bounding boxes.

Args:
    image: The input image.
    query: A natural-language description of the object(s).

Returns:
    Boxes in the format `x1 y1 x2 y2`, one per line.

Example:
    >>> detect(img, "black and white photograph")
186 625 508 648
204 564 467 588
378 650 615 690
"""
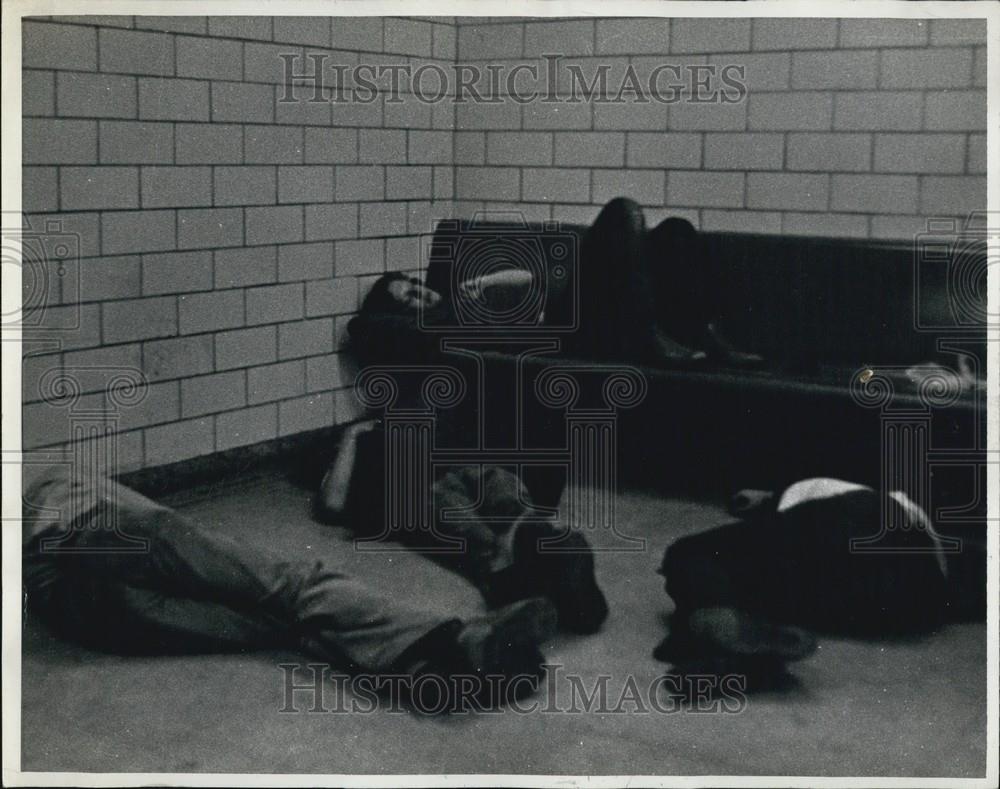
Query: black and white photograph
2 1 997 786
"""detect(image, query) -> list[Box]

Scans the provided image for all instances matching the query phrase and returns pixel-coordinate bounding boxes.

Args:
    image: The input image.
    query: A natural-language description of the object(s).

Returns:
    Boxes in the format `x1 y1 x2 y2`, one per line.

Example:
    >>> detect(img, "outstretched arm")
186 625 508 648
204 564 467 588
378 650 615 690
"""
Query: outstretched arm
458 268 534 305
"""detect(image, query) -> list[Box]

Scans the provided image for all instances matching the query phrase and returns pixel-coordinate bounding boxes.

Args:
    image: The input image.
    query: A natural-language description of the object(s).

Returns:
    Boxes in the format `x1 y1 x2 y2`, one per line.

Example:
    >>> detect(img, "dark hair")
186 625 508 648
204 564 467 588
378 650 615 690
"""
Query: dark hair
361 271 420 315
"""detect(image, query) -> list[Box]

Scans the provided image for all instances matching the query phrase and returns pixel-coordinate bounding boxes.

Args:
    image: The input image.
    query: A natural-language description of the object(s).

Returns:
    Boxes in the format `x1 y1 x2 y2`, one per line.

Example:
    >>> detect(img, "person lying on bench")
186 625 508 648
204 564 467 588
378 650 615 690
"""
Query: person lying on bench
347 197 760 367
316 419 609 635
23 468 557 709
656 477 985 683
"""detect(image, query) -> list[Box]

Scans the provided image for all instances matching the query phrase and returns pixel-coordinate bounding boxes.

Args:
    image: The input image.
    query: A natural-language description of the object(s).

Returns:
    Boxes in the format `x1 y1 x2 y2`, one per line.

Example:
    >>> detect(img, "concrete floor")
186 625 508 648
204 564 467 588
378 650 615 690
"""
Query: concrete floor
21 472 987 777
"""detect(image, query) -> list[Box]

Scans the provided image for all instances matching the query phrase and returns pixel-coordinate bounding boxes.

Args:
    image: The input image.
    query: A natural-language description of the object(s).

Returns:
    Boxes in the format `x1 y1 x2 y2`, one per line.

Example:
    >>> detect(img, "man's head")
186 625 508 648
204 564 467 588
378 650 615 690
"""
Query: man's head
362 272 442 315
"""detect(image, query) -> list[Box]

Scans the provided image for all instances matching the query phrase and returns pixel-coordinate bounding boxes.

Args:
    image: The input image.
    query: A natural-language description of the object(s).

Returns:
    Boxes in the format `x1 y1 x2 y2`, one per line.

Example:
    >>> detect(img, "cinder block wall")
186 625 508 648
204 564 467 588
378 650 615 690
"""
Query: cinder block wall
452 17 987 237
21 16 455 471
21 15 988 474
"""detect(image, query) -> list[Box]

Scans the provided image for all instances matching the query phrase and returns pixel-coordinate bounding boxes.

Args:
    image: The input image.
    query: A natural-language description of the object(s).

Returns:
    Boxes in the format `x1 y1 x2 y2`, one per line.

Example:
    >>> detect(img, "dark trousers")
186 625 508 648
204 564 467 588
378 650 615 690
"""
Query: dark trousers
549 197 655 359
548 197 707 359
645 215 712 349
662 490 951 636
24 473 455 672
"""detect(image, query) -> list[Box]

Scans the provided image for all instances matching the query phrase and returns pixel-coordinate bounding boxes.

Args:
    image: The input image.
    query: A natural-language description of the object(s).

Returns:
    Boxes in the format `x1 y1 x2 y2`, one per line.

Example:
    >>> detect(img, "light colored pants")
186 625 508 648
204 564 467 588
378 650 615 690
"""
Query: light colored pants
23 471 457 672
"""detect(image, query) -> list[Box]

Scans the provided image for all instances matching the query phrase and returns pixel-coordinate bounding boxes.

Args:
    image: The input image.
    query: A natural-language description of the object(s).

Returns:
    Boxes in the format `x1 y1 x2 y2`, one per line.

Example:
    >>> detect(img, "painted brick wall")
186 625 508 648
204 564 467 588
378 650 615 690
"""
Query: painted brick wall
451 17 987 238
20 15 988 474
21 15 455 471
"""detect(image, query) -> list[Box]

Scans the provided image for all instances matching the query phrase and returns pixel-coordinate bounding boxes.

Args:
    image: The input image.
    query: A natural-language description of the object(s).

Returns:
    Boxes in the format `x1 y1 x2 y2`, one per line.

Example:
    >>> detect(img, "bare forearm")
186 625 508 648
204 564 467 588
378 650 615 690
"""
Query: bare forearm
458 269 534 304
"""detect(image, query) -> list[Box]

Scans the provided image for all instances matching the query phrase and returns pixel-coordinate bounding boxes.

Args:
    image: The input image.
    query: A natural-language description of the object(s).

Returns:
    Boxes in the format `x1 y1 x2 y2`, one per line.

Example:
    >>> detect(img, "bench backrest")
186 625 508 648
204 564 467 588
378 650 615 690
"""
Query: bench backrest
426 217 987 368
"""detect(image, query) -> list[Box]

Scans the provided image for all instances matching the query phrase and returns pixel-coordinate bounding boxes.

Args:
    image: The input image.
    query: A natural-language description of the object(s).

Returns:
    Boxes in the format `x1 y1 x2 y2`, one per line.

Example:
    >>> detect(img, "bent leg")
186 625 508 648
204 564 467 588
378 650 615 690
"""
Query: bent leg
661 491 949 635
572 198 705 362
645 216 709 348
646 216 762 365
125 518 459 671
28 474 460 673
555 197 652 359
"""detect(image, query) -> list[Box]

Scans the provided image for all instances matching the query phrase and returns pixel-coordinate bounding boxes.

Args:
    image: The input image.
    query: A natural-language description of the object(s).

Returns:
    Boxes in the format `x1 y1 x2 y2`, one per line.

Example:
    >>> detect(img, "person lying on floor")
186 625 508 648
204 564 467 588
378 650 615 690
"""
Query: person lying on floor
347 197 760 367
315 419 609 635
22 468 558 710
655 477 985 683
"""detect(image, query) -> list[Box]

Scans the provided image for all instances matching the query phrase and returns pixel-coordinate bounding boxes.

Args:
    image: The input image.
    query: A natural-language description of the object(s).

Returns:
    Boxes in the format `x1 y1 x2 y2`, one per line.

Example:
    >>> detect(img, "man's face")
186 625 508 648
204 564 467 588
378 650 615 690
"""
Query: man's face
387 278 442 311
